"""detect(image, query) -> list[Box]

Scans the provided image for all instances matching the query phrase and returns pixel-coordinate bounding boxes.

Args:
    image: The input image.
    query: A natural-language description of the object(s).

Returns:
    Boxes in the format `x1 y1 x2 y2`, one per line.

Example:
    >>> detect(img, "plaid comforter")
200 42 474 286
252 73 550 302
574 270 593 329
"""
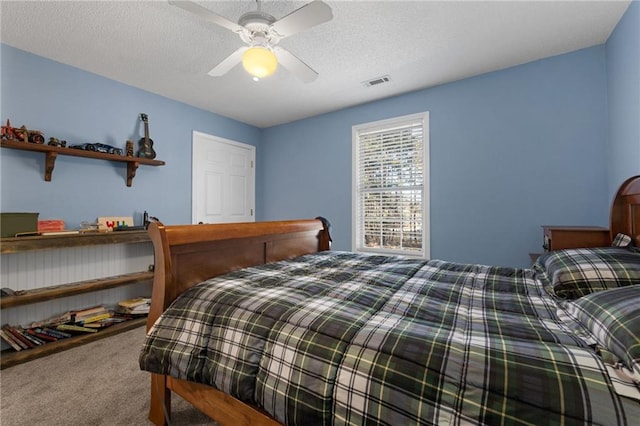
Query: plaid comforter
140 251 639 425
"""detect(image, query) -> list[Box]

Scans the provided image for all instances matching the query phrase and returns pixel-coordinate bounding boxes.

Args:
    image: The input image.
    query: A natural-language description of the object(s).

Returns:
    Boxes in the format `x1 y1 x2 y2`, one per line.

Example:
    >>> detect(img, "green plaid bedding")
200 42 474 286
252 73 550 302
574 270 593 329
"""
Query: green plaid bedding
534 247 640 299
140 251 640 425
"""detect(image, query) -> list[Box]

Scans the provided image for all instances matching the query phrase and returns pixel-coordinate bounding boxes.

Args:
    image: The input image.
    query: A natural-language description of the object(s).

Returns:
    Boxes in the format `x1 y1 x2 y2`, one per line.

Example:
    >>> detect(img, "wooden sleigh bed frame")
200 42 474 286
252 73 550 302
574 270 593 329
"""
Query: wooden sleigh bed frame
145 176 640 426
146 218 332 425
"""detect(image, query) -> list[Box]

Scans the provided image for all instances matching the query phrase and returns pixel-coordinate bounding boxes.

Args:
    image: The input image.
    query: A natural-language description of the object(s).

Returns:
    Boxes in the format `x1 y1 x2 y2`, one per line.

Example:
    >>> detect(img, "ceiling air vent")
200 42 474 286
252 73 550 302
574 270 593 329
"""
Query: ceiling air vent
362 75 391 87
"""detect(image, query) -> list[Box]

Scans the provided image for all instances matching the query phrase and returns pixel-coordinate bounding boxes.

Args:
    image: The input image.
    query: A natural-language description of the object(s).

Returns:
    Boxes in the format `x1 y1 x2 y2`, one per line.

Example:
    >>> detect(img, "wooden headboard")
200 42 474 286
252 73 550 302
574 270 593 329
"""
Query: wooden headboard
146 218 331 330
610 175 640 246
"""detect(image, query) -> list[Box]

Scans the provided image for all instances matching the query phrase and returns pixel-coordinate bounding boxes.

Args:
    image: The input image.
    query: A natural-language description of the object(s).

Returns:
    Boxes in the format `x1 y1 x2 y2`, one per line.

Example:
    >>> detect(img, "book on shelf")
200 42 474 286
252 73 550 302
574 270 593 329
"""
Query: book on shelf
1 303 147 352
40 230 80 236
82 322 110 329
26 305 108 329
73 304 108 317
56 324 98 333
0 328 24 351
81 315 127 328
19 327 47 346
2 326 74 351
37 219 66 232
29 311 74 328
117 297 151 315
36 327 72 339
76 312 112 325
69 305 110 324
4 326 43 348
2 326 30 350
26 328 57 342
117 297 150 308
4 326 31 348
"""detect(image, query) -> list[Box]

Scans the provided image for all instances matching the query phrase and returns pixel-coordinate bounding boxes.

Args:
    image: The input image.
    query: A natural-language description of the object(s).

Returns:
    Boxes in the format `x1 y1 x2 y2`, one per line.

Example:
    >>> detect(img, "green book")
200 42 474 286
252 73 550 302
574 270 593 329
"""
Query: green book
56 324 98 333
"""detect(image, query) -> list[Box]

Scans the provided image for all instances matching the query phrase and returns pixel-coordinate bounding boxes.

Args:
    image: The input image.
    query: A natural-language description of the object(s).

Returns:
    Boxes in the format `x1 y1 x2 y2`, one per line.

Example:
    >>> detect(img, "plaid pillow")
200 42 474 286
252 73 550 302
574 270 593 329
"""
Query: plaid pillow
563 285 640 377
612 233 633 248
536 247 640 299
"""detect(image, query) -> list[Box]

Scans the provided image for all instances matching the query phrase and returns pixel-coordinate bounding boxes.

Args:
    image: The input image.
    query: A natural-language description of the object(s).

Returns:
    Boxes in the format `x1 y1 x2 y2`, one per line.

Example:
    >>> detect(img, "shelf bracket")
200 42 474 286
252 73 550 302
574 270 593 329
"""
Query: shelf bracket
127 161 140 187
44 151 57 181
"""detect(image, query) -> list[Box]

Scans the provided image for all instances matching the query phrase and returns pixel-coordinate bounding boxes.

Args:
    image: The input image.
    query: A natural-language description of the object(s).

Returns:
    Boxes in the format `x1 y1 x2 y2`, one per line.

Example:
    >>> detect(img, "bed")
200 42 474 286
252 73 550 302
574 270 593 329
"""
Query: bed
140 175 640 425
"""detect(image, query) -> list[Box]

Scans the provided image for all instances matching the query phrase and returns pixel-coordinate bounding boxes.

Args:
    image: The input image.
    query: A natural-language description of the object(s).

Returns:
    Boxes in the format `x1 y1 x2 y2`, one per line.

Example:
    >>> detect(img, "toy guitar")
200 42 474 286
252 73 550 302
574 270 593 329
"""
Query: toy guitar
137 113 156 159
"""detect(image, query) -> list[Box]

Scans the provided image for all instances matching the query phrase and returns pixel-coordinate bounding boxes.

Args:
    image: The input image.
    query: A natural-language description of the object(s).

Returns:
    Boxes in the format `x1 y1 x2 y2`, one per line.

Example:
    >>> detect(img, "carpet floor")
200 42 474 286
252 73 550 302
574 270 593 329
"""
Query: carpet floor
0 325 216 425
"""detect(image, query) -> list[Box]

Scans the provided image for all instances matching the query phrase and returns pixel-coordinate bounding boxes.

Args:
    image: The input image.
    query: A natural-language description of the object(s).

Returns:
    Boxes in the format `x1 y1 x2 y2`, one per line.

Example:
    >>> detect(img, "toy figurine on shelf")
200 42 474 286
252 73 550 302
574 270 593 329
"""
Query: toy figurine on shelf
47 137 67 147
1 119 45 143
126 140 134 157
1 119 19 141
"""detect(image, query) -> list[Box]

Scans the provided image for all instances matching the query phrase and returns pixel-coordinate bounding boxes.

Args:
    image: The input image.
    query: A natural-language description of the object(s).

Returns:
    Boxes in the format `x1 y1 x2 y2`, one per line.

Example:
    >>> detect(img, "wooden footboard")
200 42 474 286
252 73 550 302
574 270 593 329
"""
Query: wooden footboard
145 218 331 425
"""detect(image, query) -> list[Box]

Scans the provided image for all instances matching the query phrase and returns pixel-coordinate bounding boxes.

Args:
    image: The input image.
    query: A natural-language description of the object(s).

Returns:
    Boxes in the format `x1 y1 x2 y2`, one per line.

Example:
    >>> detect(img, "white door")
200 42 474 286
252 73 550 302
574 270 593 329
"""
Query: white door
192 131 255 224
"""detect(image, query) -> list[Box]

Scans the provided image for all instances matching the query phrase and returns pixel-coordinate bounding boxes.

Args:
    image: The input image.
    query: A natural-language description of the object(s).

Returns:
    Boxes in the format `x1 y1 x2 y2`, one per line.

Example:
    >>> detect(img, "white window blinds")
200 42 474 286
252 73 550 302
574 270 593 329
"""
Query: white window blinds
353 113 429 257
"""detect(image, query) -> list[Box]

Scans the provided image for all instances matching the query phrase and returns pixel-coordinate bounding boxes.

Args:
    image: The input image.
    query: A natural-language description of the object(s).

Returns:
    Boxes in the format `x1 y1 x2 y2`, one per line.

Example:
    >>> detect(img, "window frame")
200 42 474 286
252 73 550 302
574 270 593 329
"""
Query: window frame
352 112 430 258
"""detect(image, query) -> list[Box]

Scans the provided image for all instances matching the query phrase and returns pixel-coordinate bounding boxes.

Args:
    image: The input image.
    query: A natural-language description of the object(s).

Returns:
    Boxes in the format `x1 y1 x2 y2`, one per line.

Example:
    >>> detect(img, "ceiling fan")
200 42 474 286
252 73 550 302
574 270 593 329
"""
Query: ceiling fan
169 0 333 82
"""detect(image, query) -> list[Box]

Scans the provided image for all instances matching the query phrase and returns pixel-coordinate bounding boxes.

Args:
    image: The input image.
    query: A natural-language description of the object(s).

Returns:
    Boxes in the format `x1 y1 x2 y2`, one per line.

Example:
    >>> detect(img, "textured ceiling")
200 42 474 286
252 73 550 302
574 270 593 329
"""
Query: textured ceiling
0 0 631 128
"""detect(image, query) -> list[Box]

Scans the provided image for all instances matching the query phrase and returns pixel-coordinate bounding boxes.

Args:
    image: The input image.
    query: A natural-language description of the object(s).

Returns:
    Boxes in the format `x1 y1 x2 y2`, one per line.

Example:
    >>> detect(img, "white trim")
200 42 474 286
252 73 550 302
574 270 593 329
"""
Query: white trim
352 112 430 258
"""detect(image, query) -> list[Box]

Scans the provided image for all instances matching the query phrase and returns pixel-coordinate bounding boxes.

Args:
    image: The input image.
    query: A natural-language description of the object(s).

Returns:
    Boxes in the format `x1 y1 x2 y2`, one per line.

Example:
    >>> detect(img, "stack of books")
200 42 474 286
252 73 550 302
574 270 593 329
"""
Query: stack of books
0 325 73 351
117 297 151 315
37 219 80 236
0 303 143 351
27 305 111 328
72 305 111 324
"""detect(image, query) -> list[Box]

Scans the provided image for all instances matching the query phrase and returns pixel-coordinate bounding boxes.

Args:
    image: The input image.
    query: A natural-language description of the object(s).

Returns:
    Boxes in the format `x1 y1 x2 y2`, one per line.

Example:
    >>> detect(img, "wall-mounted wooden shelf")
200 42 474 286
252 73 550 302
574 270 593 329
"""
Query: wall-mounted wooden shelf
0 139 165 187
0 230 154 368
0 271 154 309
1 230 150 254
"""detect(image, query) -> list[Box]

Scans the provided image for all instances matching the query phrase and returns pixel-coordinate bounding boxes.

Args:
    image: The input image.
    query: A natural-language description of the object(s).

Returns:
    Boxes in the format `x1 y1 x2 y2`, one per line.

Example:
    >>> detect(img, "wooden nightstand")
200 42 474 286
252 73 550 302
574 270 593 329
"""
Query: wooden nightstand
541 226 610 252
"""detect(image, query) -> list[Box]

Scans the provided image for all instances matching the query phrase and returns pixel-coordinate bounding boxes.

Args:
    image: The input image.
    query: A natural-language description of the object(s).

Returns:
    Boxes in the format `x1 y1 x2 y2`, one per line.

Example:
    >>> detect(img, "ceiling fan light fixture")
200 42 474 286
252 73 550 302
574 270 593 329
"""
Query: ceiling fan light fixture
242 46 278 79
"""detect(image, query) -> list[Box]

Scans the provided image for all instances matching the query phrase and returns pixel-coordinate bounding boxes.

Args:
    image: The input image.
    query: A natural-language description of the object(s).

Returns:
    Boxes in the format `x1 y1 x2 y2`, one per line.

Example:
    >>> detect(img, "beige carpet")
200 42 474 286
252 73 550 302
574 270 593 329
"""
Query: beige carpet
0 326 216 425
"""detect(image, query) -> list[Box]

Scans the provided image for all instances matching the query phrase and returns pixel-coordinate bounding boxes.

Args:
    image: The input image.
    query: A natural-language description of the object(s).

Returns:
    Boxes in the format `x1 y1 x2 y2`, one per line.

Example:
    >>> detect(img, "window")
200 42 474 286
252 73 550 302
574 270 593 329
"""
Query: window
352 112 429 258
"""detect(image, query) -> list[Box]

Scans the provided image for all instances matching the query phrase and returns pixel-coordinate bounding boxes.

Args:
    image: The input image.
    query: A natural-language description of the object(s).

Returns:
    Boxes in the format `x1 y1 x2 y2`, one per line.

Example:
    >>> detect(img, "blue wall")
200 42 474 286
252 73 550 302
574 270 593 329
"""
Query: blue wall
261 46 610 267
606 1 640 199
0 44 261 229
1 3 637 267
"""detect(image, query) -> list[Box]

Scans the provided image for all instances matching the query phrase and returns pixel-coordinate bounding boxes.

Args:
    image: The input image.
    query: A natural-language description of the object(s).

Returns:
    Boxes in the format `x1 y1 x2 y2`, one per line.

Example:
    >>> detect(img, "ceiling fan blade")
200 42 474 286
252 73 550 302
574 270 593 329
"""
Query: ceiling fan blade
270 0 333 38
274 47 318 83
208 47 247 77
169 0 244 34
